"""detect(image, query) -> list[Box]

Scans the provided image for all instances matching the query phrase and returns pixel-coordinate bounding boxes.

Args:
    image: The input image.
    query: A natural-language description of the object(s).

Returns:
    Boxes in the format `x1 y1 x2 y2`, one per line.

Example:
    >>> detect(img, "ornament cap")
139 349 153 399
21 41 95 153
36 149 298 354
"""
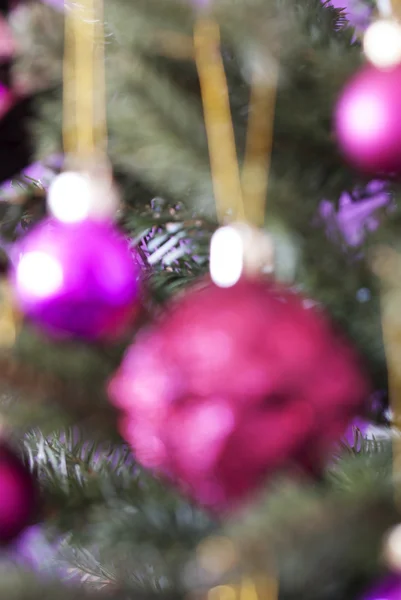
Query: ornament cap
210 223 274 288
363 19 401 69
47 168 120 224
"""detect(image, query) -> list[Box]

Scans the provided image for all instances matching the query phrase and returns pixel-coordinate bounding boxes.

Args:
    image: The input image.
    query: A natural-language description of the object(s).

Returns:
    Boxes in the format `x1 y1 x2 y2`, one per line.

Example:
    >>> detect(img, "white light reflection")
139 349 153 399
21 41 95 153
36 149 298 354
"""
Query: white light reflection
47 171 118 224
210 226 244 288
16 252 63 298
345 94 386 142
364 20 401 69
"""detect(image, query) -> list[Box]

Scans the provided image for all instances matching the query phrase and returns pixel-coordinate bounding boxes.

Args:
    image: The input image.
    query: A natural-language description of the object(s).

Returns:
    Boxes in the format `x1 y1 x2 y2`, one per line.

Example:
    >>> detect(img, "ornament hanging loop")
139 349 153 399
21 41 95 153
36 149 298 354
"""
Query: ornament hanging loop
210 222 275 288
193 18 245 224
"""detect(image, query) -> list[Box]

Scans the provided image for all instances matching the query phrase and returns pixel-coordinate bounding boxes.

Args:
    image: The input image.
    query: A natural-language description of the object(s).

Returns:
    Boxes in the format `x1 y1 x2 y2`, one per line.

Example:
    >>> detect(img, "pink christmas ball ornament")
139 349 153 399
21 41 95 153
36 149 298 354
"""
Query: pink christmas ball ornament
0 442 38 544
335 64 401 175
108 278 370 513
11 218 141 341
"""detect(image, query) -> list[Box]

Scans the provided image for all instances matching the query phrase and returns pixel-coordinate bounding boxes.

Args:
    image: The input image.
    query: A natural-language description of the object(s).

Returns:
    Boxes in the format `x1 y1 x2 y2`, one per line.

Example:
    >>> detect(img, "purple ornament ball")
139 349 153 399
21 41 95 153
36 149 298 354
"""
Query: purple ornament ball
11 218 141 341
360 575 401 600
335 64 401 175
0 442 38 544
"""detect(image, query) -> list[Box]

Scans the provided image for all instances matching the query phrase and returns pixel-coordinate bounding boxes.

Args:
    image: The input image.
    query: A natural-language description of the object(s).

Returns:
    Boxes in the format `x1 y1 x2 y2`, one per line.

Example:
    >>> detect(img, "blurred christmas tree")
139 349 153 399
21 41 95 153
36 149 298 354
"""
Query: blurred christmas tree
0 0 400 599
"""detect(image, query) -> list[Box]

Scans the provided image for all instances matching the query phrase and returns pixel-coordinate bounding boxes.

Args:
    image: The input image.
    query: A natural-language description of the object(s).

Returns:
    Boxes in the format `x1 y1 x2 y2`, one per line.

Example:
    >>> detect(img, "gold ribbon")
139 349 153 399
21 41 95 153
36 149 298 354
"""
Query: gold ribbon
0 281 20 349
194 18 277 228
390 0 401 19
208 576 278 600
63 0 107 160
371 246 401 510
242 71 278 227
193 18 244 224
197 536 277 600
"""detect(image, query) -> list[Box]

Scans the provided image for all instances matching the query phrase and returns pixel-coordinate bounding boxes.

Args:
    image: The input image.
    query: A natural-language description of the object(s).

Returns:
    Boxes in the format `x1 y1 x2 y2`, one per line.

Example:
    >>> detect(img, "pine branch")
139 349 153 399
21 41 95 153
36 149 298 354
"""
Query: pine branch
0 321 122 433
26 427 213 536
0 569 184 600
24 428 214 591
24 428 397 600
123 203 211 299
222 445 395 600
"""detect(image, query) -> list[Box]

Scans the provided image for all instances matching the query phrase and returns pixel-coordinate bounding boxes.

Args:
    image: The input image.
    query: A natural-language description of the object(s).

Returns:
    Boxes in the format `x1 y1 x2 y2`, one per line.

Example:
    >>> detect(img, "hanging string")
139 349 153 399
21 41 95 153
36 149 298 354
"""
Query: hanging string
93 0 107 155
206 573 278 600
194 17 277 228
198 535 278 600
241 70 278 227
393 0 401 18
371 246 401 511
193 18 245 224
0 281 20 349
63 0 107 160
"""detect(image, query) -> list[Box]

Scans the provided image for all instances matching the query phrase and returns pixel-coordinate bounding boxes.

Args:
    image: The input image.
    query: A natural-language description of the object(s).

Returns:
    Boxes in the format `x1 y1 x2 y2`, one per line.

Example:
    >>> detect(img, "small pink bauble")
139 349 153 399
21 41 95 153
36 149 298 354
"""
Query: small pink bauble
11 218 141 341
335 63 401 174
108 277 369 513
0 442 38 544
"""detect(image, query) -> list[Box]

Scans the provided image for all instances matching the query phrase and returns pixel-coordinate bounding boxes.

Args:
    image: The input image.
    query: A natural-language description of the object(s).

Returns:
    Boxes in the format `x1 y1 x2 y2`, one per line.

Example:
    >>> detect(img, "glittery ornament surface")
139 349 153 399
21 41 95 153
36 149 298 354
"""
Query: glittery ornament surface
11 218 140 341
109 278 369 512
335 64 401 175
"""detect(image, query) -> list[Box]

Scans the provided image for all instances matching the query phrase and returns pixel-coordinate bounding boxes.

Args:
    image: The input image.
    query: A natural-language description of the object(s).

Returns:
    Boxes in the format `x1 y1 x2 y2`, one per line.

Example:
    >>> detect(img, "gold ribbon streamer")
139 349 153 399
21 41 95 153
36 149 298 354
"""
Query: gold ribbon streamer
207 575 278 600
194 18 277 228
194 18 245 224
372 247 401 510
63 0 107 159
0 281 20 349
242 72 278 227
391 0 401 19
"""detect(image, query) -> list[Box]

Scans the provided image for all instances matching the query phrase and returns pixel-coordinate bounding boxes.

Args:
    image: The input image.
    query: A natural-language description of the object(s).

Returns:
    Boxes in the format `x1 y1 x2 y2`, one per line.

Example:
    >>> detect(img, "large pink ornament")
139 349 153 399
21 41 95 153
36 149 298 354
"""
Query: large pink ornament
11 218 140 341
108 278 369 513
335 63 401 175
0 442 38 544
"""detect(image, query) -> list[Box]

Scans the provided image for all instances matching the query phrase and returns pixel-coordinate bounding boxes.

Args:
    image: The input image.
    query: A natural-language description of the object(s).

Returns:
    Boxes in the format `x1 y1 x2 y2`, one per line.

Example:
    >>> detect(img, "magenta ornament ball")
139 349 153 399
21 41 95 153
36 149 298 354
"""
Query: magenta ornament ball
108 277 369 514
11 218 141 341
0 442 38 544
360 575 401 600
335 64 401 175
